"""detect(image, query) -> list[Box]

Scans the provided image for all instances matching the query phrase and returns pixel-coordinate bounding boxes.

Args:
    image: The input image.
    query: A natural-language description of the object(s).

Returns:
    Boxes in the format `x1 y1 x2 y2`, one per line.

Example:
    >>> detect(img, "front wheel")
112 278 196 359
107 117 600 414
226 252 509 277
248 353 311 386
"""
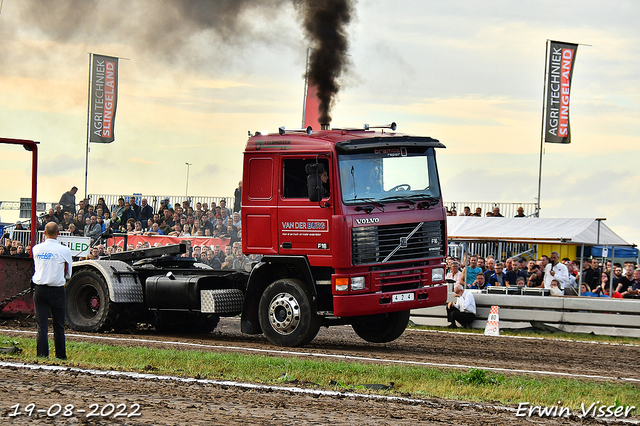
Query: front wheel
258 279 320 347
351 310 410 343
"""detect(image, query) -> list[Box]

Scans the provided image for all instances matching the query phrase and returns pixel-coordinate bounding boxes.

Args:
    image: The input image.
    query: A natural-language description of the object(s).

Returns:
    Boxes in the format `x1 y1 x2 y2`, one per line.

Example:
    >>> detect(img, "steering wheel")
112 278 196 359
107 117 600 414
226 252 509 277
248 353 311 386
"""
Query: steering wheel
389 184 411 191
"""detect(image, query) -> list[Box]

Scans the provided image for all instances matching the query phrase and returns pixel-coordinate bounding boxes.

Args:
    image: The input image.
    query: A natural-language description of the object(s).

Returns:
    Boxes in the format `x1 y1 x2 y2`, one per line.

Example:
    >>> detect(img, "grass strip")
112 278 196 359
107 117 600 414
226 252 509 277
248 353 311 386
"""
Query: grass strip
1 334 637 414
408 324 640 346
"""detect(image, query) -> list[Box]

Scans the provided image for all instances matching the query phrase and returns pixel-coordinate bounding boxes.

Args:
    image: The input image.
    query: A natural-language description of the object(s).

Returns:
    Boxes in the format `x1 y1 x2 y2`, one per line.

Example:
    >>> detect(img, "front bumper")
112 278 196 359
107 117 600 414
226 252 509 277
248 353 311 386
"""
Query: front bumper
332 284 447 317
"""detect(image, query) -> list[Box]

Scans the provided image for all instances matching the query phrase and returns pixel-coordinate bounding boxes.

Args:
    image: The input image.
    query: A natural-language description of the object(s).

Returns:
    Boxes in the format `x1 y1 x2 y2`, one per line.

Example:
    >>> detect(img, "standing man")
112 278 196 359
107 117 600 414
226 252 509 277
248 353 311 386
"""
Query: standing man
31 222 72 359
139 198 153 225
58 186 78 215
460 254 482 289
544 251 569 289
483 257 496 283
129 196 141 221
581 259 597 291
233 181 242 213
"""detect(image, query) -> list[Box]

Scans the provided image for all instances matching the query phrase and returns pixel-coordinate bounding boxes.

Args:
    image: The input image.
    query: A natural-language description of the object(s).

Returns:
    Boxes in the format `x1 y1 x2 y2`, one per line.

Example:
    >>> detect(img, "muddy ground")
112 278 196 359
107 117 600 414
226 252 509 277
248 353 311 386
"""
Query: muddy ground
0 316 637 425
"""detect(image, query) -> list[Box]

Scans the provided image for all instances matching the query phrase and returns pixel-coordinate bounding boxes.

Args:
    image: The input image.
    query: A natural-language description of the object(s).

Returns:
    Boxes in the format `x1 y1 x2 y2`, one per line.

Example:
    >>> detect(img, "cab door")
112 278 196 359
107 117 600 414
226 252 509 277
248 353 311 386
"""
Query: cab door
278 156 333 267
242 156 278 255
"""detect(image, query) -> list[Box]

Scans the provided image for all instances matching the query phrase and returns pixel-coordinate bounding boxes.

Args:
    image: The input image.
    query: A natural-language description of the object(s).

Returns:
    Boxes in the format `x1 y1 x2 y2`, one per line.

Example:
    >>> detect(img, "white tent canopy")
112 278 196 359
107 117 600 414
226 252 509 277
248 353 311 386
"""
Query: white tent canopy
446 217 631 246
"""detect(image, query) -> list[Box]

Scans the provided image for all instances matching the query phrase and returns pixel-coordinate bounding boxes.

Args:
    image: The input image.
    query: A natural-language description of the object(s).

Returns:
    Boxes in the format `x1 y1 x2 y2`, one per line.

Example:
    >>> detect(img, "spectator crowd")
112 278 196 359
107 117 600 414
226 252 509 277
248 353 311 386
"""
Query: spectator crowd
446 205 527 217
446 253 640 299
3 187 640 295
1 183 257 270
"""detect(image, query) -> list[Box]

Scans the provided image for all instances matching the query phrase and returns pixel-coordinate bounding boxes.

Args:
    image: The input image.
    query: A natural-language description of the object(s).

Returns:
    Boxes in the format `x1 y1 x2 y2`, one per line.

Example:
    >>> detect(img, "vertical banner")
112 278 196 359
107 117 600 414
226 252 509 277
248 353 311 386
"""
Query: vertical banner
89 54 119 143
544 41 578 144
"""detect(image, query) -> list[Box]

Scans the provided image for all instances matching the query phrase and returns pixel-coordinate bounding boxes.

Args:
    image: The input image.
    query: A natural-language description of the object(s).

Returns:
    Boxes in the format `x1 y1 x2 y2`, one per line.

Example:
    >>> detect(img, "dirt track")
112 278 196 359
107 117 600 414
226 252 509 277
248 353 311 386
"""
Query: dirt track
0 316 638 425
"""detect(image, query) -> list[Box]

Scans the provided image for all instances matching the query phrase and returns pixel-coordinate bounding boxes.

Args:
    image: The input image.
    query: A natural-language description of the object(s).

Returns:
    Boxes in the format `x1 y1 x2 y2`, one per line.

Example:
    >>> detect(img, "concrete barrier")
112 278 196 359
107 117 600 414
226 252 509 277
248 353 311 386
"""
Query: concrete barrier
411 291 640 338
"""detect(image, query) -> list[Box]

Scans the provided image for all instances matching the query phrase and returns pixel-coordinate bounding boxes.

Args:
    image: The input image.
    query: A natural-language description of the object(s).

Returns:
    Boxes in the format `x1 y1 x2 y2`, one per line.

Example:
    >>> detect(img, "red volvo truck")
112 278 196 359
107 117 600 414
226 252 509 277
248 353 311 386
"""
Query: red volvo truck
239 123 448 345
61 123 447 347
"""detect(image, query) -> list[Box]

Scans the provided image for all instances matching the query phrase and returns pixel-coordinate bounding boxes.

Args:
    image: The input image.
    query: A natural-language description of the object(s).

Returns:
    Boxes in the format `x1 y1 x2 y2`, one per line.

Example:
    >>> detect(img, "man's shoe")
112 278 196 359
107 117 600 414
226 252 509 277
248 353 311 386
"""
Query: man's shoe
448 323 457 329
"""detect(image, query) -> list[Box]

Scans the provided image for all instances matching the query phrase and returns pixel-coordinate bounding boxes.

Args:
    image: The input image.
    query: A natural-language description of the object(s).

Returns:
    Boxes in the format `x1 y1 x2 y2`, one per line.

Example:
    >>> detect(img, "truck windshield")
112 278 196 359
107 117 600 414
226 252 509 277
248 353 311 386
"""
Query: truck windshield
338 148 441 205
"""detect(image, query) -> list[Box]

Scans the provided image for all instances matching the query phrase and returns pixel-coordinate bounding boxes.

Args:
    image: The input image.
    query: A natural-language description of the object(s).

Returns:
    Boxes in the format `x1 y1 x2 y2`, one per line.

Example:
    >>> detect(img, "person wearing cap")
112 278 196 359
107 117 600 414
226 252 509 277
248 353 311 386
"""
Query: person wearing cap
32 222 72 359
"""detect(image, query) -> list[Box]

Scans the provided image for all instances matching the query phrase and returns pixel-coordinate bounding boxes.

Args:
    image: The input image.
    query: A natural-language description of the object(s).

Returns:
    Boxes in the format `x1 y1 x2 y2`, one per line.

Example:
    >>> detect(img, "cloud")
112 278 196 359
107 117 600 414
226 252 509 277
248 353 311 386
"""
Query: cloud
130 157 161 165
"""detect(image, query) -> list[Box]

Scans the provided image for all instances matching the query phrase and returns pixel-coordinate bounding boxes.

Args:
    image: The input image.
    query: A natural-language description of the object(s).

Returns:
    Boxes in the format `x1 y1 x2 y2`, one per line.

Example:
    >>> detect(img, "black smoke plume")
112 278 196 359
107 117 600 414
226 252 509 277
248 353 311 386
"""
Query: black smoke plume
16 0 354 123
295 0 354 124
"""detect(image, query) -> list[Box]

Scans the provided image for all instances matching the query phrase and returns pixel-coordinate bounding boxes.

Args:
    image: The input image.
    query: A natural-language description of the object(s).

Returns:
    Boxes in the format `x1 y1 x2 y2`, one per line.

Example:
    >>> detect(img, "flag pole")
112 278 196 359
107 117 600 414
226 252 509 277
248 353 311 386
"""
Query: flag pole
536 40 549 218
84 53 93 201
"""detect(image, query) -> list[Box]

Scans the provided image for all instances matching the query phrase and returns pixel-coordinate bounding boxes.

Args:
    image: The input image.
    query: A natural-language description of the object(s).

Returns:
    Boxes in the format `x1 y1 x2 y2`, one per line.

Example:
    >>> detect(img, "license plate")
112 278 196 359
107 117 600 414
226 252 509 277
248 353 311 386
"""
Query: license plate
392 292 414 303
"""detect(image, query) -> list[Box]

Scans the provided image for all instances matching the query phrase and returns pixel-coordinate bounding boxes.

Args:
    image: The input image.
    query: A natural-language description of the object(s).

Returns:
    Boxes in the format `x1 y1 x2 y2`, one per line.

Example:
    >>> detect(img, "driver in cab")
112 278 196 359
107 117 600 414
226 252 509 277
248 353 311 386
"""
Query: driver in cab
320 169 330 197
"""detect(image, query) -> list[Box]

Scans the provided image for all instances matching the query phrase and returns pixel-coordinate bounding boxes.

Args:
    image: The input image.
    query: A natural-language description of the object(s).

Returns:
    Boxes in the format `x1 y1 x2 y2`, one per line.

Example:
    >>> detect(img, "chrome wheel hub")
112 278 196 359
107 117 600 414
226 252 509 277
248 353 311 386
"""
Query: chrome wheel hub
268 292 300 335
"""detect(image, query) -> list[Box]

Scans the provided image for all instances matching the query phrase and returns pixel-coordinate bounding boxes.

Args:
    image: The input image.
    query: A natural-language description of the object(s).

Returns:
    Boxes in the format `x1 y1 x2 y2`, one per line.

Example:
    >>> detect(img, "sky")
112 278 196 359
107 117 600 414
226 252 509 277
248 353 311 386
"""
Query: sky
1 0 639 246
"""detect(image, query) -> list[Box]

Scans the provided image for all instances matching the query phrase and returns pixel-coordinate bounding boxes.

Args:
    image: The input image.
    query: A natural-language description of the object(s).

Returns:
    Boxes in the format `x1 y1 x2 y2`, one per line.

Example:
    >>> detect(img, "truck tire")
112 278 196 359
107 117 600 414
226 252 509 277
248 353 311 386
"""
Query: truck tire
351 310 410 343
258 279 320 347
66 270 118 332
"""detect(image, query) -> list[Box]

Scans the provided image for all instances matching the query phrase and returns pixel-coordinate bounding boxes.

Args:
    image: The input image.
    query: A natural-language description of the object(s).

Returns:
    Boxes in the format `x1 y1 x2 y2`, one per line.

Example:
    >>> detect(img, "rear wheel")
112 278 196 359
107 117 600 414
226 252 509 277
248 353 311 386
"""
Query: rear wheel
258 279 320 347
66 270 118 332
351 310 410 343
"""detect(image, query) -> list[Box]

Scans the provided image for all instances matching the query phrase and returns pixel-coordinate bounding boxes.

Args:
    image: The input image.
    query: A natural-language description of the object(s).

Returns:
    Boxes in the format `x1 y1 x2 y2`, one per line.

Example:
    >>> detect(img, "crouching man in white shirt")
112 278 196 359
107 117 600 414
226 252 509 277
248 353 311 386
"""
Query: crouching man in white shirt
446 283 476 329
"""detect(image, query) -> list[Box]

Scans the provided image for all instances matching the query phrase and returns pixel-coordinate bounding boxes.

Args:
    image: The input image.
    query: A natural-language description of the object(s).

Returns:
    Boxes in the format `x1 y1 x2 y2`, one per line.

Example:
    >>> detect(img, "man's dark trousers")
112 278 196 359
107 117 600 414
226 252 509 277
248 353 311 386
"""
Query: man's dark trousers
446 304 475 328
33 285 66 359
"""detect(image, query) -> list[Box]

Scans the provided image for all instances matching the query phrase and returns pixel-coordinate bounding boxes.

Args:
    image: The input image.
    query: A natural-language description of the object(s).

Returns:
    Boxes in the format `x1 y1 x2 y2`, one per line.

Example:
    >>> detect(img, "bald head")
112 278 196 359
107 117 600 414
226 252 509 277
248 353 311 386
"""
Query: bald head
44 222 59 238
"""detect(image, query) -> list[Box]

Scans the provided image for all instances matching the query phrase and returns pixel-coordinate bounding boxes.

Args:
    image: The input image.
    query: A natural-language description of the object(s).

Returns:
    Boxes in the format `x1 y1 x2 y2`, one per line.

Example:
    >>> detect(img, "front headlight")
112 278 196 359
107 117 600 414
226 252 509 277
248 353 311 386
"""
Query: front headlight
432 267 445 282
351 276 365 290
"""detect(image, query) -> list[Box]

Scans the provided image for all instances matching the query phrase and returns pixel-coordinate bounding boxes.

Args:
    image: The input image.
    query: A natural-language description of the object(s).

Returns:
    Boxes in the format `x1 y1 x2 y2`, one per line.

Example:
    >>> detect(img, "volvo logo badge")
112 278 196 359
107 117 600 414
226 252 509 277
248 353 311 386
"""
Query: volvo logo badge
354 217 380 225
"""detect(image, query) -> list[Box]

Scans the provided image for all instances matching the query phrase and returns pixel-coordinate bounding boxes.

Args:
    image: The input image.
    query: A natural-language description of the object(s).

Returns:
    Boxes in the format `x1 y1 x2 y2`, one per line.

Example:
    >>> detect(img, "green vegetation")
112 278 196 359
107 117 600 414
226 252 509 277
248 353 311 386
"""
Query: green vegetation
0 334 637 415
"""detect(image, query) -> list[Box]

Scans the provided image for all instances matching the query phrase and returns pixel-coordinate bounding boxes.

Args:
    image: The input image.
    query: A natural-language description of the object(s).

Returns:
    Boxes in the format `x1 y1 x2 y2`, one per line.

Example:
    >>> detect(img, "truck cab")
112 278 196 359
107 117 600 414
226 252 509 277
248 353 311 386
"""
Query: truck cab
241 124 448 346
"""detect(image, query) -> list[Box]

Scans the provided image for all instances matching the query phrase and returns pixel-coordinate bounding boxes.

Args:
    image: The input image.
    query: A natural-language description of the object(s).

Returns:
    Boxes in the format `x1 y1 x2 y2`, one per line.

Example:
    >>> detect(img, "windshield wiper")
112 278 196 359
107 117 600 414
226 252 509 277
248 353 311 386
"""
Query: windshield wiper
379 195 418 205
417 196 440 210
346 197 385 206
345 197 385 213
380 195 440 210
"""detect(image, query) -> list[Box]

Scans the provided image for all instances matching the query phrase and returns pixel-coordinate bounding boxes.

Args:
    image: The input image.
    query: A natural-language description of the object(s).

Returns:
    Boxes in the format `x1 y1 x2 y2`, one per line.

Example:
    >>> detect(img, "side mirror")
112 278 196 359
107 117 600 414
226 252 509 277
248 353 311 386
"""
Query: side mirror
306 163 325 202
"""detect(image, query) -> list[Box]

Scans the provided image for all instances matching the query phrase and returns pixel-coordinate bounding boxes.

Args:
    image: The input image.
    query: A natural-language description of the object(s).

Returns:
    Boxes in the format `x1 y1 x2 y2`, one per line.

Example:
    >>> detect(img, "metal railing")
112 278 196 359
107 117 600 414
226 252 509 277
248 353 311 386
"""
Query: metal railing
8 229 71 248
87 194 236 215
444 201 538 218
448 242 536 262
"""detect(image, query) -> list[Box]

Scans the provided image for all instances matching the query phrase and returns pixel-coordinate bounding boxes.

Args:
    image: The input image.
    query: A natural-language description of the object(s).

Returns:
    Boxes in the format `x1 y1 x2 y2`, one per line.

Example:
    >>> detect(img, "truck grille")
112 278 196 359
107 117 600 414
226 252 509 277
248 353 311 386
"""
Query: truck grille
352 221 445 265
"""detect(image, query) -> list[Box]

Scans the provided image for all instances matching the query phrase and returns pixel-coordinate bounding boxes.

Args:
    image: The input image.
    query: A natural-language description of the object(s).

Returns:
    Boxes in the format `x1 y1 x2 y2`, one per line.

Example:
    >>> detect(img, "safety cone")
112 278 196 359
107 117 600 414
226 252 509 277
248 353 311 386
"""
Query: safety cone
484 305 500 336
